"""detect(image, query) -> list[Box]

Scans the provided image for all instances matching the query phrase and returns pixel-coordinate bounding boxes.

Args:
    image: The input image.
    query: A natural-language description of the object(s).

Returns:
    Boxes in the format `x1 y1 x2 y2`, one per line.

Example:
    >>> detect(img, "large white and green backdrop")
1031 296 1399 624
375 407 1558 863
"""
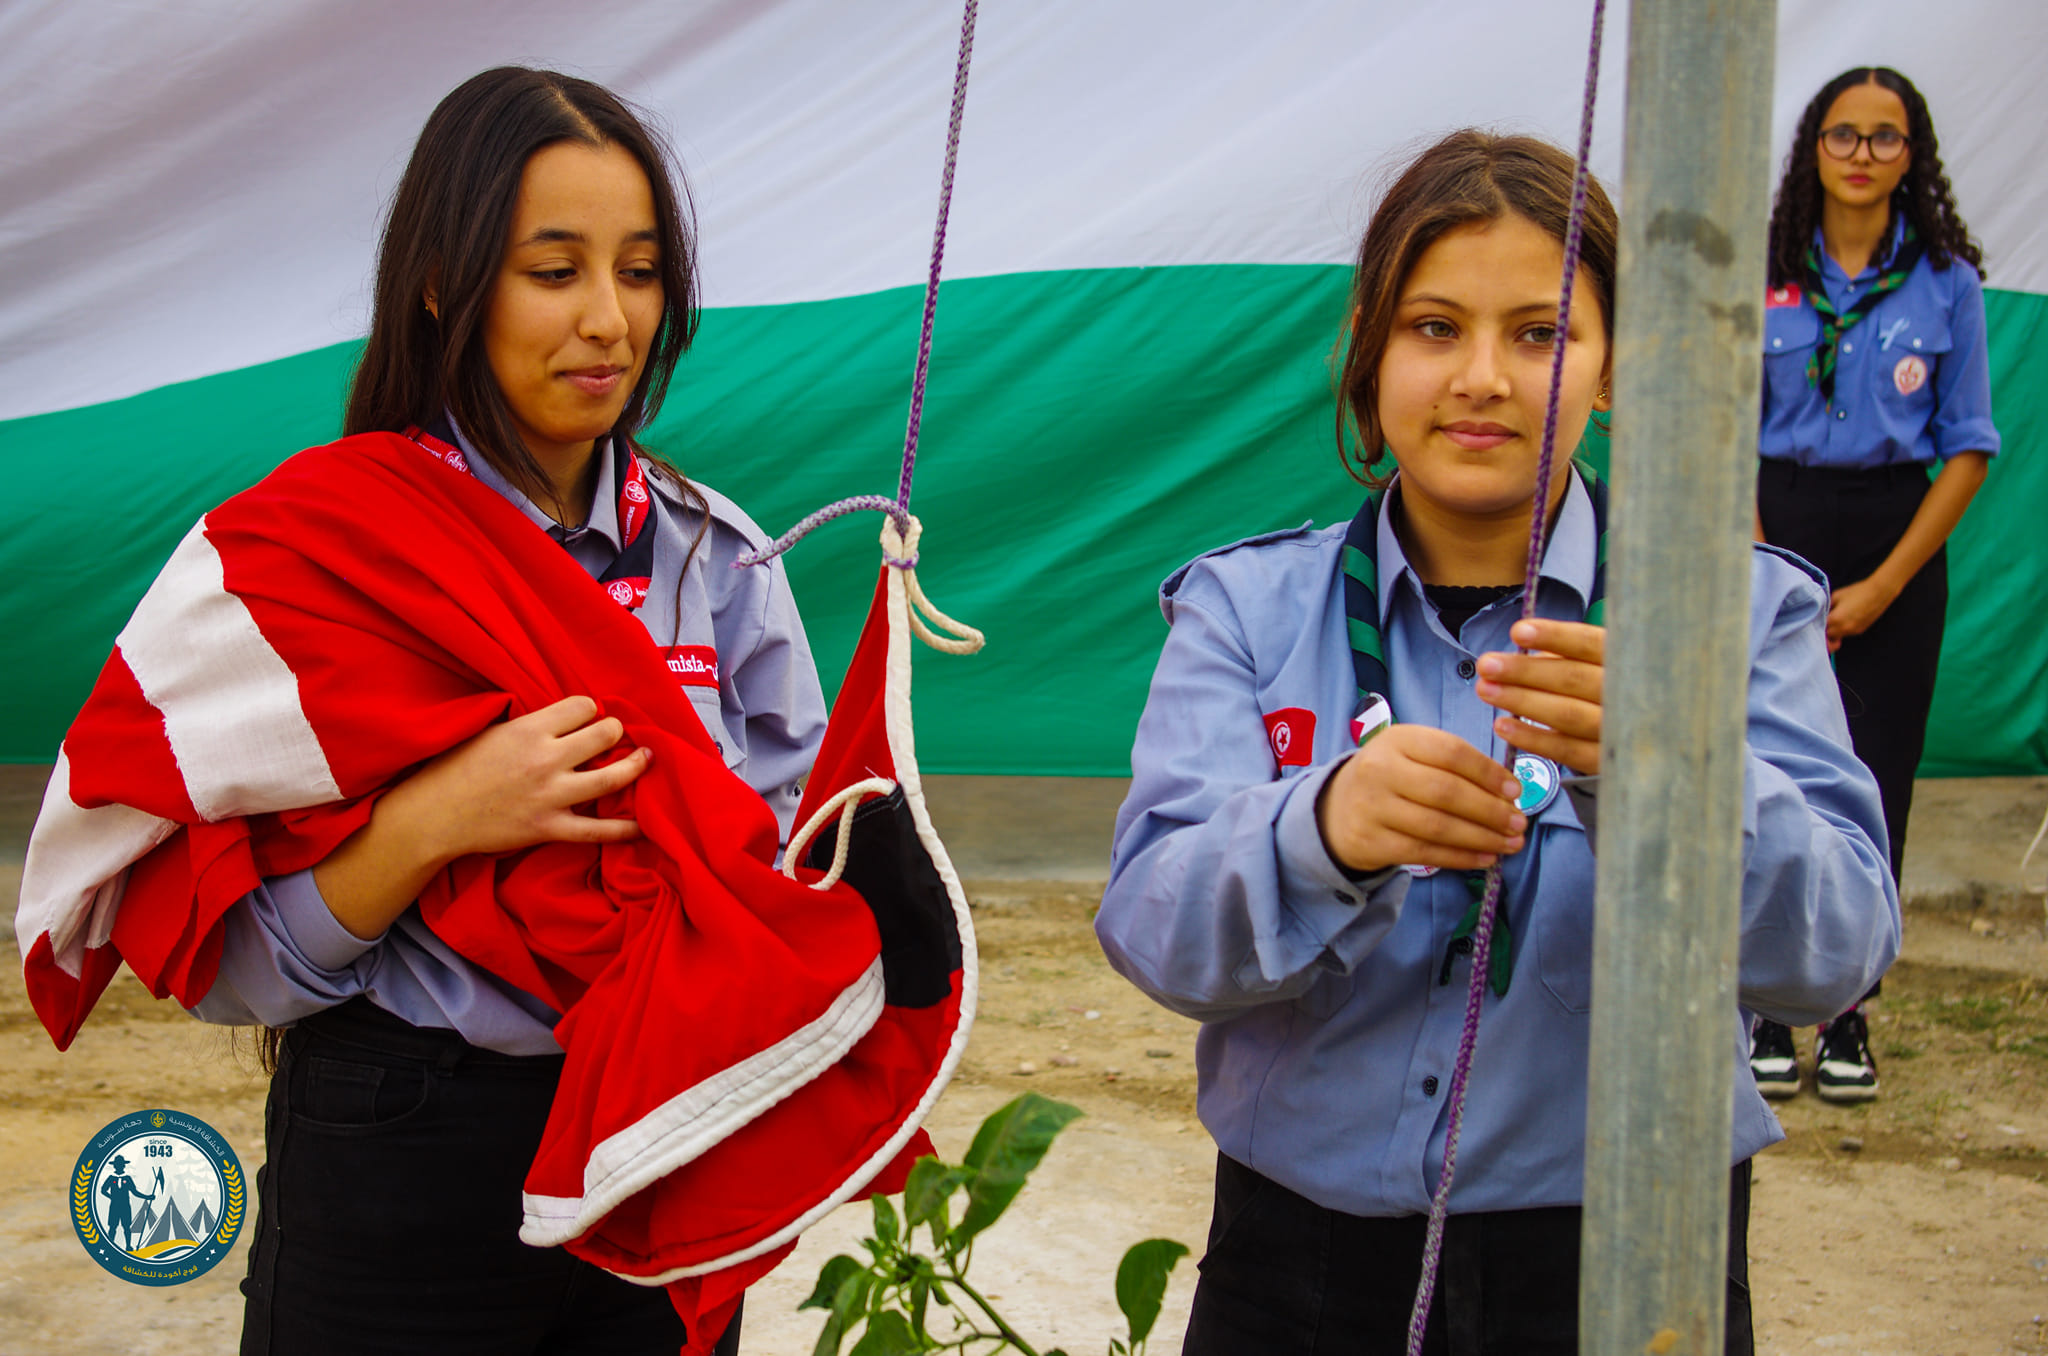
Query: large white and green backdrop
5 1 2044 775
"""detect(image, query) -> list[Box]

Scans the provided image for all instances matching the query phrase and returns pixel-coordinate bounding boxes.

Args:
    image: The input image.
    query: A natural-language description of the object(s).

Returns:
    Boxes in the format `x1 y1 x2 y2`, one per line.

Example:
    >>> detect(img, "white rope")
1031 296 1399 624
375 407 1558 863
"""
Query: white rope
2019 797 2048 900
880 516 985 656
782 776 897 890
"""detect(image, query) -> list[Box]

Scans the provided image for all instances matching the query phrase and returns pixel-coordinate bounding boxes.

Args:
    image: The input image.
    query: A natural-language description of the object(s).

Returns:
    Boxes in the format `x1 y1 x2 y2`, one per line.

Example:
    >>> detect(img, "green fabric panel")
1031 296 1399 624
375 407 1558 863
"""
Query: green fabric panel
642 265 1360 775
0 344 362 764
0 266 1360 773
1919 286 2048 777
2 270 2041 777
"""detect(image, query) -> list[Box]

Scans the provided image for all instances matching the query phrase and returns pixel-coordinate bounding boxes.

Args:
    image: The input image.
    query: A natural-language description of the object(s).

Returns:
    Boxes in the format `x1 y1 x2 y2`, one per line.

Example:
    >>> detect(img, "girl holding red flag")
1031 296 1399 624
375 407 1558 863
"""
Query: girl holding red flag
29 67 853 1354
197 66 811 1354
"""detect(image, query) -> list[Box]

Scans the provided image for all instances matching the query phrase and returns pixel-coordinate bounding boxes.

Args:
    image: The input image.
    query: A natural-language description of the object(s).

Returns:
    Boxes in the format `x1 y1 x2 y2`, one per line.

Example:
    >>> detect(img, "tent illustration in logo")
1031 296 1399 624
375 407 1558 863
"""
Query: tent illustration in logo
99 1153 215 1262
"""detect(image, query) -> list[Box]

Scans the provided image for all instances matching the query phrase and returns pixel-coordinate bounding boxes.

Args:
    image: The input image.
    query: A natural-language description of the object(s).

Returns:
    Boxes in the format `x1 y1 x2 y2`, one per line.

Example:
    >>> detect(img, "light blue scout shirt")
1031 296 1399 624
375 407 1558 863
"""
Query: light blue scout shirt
1760 224 2000 467
189 424 827 1054
1095 472 1899 1218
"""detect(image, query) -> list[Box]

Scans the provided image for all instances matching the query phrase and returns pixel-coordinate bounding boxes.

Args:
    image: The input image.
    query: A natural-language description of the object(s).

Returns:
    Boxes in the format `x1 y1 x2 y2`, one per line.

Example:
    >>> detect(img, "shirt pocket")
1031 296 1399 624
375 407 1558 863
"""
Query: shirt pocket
1764 304 1820 355
686 688 743 770
1762 305 1820 406
1874 317 1950 423
1525 792 1595 1014
1292 968 1356 1022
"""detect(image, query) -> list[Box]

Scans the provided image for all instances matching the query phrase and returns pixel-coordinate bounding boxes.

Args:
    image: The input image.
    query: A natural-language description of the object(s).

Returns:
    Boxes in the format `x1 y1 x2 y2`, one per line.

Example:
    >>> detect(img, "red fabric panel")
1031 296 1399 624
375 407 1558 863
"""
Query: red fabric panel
22 931 122 1053
61 649 197 823
795 572 898 834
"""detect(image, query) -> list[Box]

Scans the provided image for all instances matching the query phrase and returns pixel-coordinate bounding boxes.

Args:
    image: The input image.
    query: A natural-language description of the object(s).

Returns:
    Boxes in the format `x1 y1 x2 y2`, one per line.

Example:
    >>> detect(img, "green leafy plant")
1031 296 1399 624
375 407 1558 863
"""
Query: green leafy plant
800 1092 1189 1356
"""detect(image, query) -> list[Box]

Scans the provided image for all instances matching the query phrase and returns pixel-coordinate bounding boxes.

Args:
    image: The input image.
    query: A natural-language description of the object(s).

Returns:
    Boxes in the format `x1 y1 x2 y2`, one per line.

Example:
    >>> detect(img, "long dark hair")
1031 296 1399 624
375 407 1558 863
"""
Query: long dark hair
345 66 704 516
1335 130 1619 487
1765 67 1984 288
263 71 711 1077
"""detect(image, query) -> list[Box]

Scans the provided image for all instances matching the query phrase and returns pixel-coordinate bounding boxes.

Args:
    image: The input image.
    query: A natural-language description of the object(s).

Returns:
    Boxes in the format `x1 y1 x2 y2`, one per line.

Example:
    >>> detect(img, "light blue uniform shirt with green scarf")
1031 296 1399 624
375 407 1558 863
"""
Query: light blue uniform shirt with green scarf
1760 222 2000 468
1095 470 1898 1217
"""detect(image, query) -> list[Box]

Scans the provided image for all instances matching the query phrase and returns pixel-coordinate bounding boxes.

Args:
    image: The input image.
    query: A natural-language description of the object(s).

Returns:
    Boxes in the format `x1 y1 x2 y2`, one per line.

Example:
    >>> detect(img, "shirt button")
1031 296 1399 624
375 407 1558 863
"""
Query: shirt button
1841 341 1852 353
1836 410 1847 420
1912 338 1923 349
1456 659 1477 680
1422 1076 1440 1096
1772 337 1783 348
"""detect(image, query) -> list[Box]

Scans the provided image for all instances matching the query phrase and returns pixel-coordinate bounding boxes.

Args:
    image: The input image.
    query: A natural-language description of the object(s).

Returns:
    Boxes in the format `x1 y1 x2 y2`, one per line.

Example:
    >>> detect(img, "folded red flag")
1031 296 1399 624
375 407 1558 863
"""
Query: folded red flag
17 433 979 1345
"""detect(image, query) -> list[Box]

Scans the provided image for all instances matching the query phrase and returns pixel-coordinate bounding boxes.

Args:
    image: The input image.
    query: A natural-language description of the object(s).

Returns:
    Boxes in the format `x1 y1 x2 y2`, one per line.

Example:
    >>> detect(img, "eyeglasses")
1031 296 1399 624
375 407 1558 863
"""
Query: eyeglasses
1819 124 1910 164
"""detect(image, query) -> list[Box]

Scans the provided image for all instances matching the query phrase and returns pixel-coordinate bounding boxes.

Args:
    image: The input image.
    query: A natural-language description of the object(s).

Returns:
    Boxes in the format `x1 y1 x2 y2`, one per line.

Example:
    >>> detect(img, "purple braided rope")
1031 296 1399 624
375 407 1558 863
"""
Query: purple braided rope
896 0 978 509
735 0 980 570
1405 1 1607 1349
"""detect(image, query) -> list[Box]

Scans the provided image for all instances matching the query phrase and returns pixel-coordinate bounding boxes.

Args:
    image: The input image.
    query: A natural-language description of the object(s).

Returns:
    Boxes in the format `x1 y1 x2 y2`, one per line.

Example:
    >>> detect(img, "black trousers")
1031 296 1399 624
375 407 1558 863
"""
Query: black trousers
1756 457 1946 887
239 998 741 1355
1182 1155 1753 1356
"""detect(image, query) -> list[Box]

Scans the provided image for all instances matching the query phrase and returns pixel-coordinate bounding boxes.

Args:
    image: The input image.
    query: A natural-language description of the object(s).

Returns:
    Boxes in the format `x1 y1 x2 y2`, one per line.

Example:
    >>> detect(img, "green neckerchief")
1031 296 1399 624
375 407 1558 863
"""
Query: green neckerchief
1338 459 1609 997
1803 223 1923 405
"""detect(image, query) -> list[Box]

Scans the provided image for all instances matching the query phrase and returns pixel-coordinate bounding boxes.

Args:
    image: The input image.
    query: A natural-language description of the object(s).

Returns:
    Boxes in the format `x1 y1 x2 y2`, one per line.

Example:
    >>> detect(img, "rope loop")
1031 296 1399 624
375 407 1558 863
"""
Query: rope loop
783 776 898 890
881 516 985 656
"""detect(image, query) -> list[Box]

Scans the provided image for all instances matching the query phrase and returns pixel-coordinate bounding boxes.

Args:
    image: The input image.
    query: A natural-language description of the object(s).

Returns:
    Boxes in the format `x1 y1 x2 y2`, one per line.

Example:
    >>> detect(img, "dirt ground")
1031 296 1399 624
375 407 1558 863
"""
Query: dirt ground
6 774 2048 1352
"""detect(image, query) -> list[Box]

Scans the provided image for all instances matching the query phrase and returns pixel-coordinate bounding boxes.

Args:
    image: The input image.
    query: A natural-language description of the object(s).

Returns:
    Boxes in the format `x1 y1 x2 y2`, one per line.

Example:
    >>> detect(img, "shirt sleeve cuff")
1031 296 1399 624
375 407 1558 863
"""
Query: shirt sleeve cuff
266 869 386 971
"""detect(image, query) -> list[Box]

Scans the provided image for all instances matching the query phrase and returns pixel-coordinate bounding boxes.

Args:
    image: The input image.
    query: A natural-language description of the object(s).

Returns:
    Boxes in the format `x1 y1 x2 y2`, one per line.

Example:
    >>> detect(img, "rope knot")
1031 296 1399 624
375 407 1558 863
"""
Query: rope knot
880 514 922 570
880 515 985 656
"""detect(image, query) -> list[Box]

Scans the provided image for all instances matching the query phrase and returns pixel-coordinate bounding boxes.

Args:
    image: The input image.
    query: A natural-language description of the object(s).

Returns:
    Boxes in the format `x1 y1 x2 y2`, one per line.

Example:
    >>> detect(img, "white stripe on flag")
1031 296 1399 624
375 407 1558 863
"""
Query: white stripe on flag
17 751 178 979
117 520 343 822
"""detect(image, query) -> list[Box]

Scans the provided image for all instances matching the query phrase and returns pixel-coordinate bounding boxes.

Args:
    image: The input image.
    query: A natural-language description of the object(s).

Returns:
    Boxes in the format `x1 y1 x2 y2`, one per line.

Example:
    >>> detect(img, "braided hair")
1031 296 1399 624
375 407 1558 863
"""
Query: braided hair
1766 67 1984 289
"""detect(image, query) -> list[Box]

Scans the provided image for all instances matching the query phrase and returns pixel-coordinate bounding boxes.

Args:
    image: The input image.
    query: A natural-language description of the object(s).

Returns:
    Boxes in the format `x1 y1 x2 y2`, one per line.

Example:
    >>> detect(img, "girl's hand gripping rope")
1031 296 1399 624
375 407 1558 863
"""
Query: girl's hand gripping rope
1317 727 1527 876
1477 617 1605 776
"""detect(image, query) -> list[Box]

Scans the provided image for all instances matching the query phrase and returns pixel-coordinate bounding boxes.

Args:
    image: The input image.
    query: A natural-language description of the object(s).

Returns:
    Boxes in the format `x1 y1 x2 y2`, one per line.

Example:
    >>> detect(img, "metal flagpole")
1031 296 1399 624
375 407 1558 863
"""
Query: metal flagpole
1580 1 1778 1352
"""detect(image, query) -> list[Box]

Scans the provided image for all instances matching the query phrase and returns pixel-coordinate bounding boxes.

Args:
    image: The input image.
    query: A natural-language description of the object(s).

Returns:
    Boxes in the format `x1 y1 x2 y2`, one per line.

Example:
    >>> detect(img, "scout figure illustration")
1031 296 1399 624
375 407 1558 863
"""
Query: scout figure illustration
100 1154 157 1252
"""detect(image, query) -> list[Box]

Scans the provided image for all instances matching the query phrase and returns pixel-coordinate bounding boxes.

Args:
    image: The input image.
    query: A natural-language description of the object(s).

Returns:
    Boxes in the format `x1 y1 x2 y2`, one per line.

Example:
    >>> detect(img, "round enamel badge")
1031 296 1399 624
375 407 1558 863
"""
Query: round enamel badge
71 1108 245 1285
1513 753 1562 815
1893 354 1928 396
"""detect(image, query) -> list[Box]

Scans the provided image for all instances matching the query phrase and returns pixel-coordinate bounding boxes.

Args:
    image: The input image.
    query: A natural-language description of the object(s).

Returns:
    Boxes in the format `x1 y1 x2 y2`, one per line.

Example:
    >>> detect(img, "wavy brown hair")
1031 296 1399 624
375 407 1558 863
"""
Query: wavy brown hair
1334 130 1618 488
1765 67 1984 289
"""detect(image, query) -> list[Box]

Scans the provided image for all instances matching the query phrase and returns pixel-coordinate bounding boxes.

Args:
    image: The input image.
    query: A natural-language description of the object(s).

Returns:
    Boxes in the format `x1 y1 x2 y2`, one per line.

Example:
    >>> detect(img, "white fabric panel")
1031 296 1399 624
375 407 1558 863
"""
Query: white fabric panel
117 520 343 820
519 957 886 1253
16 751 177 979
0 0 2039 421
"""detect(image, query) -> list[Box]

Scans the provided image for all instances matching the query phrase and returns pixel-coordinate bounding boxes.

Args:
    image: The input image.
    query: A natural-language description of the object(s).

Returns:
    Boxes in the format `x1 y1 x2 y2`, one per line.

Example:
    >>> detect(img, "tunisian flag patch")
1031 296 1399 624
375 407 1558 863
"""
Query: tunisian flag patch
1264 708 1316 767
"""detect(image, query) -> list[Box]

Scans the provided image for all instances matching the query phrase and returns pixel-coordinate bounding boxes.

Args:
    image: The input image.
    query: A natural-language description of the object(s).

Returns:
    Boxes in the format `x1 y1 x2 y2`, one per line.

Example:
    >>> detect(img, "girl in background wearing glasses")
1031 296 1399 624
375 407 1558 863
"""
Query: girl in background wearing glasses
1749 67 1997 1105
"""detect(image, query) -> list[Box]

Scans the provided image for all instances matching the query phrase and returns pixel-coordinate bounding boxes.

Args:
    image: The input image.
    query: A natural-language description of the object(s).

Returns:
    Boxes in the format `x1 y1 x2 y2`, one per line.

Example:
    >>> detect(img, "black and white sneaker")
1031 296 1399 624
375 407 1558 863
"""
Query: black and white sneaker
1814 1007 1879 1103
1749 1018 1800 1099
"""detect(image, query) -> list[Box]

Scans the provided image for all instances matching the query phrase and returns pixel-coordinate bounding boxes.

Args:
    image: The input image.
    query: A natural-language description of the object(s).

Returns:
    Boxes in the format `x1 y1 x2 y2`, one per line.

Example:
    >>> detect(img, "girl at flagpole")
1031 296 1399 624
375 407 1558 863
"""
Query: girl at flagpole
1749 68 1997 1106
1094 130 1897 1353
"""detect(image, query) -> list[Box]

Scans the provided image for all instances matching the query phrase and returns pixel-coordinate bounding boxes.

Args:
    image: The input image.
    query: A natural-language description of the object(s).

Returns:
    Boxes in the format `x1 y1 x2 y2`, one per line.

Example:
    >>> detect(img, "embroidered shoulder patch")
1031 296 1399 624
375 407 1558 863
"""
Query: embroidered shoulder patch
1263 708 1315 768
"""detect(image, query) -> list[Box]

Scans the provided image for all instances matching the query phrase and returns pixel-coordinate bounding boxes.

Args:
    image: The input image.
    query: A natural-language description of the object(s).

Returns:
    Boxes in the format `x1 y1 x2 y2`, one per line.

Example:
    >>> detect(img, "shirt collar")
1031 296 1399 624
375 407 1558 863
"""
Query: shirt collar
1809 216 1908 285
445 412 624 552
1373 468 1598 625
